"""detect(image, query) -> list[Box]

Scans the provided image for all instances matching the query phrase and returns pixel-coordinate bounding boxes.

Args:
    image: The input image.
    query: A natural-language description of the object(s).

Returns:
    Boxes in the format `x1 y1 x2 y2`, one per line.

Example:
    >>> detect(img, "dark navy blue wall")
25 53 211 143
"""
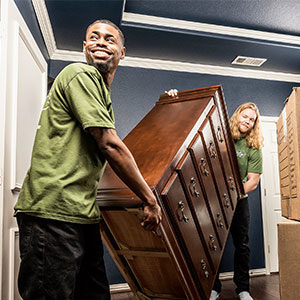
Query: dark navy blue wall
50 61 294 140
50 60 296 282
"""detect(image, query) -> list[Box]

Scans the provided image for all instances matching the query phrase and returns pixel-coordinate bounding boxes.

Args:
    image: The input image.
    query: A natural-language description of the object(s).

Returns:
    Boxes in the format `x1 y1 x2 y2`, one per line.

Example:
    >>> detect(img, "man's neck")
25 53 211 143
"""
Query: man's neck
99 69 116 88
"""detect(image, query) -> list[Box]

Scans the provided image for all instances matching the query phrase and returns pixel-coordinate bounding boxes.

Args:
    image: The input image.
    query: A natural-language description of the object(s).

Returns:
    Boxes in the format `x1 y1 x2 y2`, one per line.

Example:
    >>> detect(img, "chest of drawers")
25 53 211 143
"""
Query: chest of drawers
97 85 243 300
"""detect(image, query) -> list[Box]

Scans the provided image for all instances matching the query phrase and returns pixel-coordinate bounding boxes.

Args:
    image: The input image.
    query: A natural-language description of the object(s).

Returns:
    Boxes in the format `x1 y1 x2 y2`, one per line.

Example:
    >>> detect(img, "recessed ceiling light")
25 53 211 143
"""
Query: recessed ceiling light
232 56 267 67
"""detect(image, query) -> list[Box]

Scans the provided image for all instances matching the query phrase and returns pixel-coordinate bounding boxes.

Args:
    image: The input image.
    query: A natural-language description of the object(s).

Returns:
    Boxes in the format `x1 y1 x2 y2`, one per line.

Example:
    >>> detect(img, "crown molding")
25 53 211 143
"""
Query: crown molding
32 0 56 57
122 13 300 46
51 49 85 62
50 51 300 83
121 57 300 83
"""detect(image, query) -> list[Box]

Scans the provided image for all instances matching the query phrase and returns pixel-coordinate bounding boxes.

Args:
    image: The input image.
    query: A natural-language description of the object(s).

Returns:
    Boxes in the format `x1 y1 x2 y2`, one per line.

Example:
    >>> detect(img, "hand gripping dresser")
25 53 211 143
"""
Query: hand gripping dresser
97 85 244 300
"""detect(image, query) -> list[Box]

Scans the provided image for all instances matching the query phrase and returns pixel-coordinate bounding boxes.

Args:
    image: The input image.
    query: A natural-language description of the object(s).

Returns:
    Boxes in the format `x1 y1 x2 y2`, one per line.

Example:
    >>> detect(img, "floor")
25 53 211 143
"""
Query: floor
110 273 280 300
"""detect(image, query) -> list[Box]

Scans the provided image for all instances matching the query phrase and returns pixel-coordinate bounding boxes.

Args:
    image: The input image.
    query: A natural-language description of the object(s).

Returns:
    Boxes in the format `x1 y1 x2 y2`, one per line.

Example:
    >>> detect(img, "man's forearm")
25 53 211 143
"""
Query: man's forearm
243 173 260 194
103 143 157 205
89 127 157 206
243 180 257 194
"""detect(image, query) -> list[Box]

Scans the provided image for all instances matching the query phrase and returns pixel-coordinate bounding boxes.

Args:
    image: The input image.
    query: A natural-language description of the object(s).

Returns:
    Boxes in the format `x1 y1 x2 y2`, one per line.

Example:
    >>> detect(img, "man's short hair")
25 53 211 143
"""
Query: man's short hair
86 19 125 46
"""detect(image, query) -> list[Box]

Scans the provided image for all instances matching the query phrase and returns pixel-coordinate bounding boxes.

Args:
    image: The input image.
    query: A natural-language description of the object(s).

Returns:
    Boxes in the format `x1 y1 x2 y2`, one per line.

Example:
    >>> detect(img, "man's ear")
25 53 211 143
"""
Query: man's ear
83 41 86 53
120 46 126 60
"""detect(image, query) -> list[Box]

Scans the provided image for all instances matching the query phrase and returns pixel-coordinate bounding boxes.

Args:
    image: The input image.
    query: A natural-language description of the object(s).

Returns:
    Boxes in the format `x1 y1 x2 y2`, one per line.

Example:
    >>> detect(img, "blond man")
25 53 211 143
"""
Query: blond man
211 102 263 300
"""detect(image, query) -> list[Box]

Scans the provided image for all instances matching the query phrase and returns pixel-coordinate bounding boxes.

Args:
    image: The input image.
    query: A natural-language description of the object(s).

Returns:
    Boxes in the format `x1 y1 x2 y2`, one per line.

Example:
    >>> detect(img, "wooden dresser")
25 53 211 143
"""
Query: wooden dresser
97 85 244 300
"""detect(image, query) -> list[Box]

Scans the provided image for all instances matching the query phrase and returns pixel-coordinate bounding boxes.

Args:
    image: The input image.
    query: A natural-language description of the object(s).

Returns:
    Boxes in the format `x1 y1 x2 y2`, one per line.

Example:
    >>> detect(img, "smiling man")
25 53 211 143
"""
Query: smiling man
14 20 161 300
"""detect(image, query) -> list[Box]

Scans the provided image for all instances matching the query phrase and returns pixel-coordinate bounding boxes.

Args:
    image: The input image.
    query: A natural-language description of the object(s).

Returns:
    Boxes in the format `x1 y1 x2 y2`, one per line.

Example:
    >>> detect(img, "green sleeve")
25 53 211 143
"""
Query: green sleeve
248 148 263 174
64 71 115 130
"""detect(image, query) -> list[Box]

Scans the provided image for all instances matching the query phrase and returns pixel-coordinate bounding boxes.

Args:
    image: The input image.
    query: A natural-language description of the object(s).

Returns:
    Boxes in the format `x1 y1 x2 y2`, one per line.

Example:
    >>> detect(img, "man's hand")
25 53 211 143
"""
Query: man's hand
141 203 162 231
165 89 178 97
89 127 163 230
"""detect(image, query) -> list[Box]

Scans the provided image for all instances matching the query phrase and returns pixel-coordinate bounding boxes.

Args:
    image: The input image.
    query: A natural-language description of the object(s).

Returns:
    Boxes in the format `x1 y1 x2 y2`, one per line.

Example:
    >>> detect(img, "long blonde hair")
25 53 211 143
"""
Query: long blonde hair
230 102 264 149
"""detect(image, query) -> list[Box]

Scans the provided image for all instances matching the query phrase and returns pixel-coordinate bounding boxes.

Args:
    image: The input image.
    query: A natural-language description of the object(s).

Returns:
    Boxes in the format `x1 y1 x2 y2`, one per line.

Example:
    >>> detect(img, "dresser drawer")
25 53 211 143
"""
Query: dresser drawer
209 108 239 209
200 119 235 229
189 134 228 250
162 172 214 299
176 151 222 272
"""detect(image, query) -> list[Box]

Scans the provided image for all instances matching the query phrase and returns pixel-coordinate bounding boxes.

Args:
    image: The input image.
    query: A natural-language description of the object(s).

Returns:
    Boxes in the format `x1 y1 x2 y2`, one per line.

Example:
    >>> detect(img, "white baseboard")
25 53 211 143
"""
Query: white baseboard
109 283 130 294
109 268 267 293
220 268 267 280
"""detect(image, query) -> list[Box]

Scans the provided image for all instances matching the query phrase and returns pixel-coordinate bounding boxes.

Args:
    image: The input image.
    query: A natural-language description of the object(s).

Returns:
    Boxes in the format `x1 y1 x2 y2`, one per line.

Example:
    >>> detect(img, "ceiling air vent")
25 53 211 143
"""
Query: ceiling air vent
232 56 267 67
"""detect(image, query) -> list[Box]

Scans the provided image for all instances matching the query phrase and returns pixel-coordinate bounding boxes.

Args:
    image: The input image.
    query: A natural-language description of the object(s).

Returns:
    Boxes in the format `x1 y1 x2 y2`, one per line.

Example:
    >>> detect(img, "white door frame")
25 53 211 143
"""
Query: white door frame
2 1 47 299
260 115 279 275
0 0 9 296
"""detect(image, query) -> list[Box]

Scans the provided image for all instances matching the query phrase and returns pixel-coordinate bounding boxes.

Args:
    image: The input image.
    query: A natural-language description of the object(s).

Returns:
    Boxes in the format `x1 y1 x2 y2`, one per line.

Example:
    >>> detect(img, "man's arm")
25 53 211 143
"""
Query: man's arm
243 172 260 194
88 127 162 231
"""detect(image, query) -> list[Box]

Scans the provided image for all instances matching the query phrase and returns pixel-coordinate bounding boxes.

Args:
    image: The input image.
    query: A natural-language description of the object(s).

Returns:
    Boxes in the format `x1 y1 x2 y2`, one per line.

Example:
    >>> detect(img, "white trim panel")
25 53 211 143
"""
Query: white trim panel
0 0 9 296
260 116 277 275
219 268 267 280
123 13 300 46
260 117 282 274
8 20 20 192
110 283 130 294
8 16 47 192
260 116 279 123
8 227 19 300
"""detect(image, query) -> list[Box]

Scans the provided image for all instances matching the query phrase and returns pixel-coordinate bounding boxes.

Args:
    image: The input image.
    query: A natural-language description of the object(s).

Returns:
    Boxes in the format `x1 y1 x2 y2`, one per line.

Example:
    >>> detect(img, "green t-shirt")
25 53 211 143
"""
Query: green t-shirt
235 138 263 196
14 63 115 224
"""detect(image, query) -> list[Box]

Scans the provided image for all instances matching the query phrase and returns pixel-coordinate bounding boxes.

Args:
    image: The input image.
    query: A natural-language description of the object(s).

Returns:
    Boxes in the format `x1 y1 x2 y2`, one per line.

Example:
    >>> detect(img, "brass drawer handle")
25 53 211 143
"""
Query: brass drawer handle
216 212 225 228
217 126 224 143
200 259 207 270
200 259 210 278
190 177 200 198
223 193 230 208
209 234 218 251
178 201 189 223
209 141 217 159
228 177 236 191
200 158 209 176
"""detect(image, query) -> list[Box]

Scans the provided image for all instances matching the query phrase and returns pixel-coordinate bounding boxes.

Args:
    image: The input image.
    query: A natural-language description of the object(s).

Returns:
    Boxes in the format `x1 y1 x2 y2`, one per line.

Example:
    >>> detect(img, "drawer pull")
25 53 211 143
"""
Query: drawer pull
209 235 218 251
200 259 207 270
217 126 224 143
200 260 210 278
228 177 236 191
190 177 200 198
178 201 189 223
216 212 225 228
200 158 209 176
209 141 217 158
223 193 230 208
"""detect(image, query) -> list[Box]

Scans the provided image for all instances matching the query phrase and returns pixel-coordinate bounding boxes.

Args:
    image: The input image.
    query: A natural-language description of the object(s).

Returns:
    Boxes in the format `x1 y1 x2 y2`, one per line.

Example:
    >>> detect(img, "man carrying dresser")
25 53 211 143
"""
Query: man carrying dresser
14 20 161 300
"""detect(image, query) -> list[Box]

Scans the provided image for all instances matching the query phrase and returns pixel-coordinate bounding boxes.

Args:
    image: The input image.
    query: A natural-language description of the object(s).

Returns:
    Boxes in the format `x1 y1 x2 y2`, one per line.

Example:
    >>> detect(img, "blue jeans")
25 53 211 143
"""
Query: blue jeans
17 213 110 300
213 197 250 294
